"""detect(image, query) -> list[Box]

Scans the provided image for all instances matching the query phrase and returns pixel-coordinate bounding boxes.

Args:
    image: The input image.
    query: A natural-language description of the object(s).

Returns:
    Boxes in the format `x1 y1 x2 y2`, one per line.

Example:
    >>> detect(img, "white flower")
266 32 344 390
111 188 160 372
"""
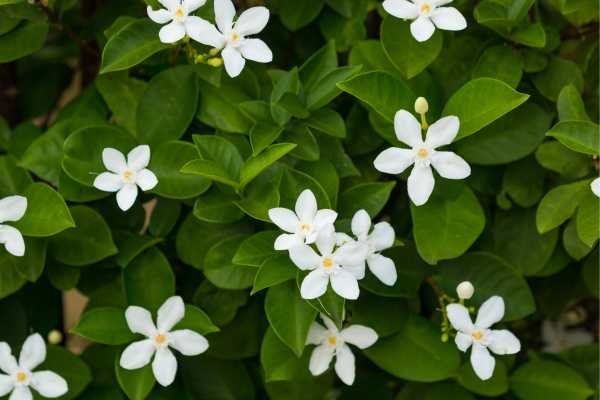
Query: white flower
120 296 209 387
447 296 521 380
187 0 272 77
93 145 158 212
147 0 208 44
306 314 378 385
0 333 68 400
268 189 337 251
373 110 471 206
591 177 600 197
456 281 474 300
336 210 397 286
289 229 367 300
0 196 27 257
382 0 467 42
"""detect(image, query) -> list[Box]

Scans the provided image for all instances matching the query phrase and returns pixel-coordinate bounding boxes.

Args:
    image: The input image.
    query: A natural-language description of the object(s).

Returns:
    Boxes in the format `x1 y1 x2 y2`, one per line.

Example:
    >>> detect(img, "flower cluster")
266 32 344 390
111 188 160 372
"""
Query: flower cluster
269 189 397 301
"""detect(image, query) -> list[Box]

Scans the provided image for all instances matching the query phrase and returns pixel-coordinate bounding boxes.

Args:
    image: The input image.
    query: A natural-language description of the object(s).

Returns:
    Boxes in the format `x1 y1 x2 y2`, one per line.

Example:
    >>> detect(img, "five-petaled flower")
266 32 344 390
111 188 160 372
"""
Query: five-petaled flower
147 0 208 44
447 296 521 380
268 189 337 251
306 314 378 385
188 0 272 77
591 177 600 197
0 195 27 257
0 333 68 400
336 209 397 286
374 110 471 206
93 145 158 212
383 0 467 42
120 296 209 387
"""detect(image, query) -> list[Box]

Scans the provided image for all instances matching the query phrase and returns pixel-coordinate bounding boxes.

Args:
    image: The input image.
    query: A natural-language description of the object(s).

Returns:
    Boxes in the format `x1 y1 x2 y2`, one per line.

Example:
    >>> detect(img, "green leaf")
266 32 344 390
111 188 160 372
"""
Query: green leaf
204 235 256 290
197 77 253 134
181 357 255 400
49 206 118 267
252 254 298 295
173 304 220 335
299 41 337 92
123 247 175 312
41 345 92 399
281 124 319 161
279 0 324 30
115 358 155 400
180 159 240 189
502 157 545 207
235 178 281 222
411 181 485 265
471 44 523 88
510 360 593 400
536 180 589 233
15 237 46 282
13 182 75 237
240 143 296 189
250 122 284 156
381 17 442 79
0 155 31 197
442 78 529 140
338 181 395 219
304 108 347 138
582 250 599 297
557 84 590 122
95 73 147 134
100 19 168 74
280 167 331 209
189 134 243 184
233 231 279 267
261 327 313 382
535 142 592 178
0 21 48 62
532 56 584 101
576 191 599 247
306 65 362 110
265 281 317 356
0 252 26 300
352 292 409 338
364 314 460 382
563 218 593 261
71 307 136 345
136 66 199 145
546 120 600 155
113 230 162 268
193 187 244 224
457 361 508 396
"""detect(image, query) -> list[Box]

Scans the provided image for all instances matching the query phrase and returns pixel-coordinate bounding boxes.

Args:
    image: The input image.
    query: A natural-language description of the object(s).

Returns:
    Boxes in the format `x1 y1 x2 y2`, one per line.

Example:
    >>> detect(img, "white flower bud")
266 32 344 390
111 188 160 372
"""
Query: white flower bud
48 329 63 345
414 97 429 114
456 281 474 300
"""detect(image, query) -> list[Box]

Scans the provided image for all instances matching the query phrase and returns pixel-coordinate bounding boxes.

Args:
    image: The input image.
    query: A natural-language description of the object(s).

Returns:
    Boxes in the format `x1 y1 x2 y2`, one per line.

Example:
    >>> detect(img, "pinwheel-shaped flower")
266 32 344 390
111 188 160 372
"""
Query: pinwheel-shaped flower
306 314 378 385
336 210 397 286
93 145 158 212
447 296 521 380
383 0 467 42
289 229 367 300
188 0 272 77
0 333 68 399
591 177 600 197
268 189 337 251
0 195 27 257
374 110 471 206
120 296 209 387
147 0 208 44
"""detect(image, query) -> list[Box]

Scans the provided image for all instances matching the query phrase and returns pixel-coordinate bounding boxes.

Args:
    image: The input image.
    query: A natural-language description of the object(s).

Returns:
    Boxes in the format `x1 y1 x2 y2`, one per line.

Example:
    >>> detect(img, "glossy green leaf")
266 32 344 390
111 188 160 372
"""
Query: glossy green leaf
252 254 298 295
546 120 599 155
204 235 256 290
71 307 136 345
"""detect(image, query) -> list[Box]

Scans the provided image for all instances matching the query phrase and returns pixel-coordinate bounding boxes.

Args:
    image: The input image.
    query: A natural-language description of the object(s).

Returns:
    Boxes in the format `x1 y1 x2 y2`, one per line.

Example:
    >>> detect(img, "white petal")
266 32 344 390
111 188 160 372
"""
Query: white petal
214 0 236 34
0 225 25 257
158 0 178 9
274 233 302 250
19 333 46 371
147 6 172 24
157 296 185 333
373 147 415 175
300 270 329 299
159 21 186 44
9 386 32 400
306 322 327 345
394 110 423 147
410 16 436 42
330 270 359 300
152 348 177 387
425 116 460 148
184 0 207 13
366 254 397 286
407 165 435 206
239 39 272 63
295 189 317 223
335 232 353 246
119 340 156 370
470 343 495 380
187 18 226 48
234 6 269 35
316 230 336 256
455 332 473 352
136 169 158 191
334 241 368 267
382 0 419 19
0 343 17 375
475 296 505 329
446 304 474 333
93 172 123 192
116 184 138 211
487 330 521 355
127 145 151 171
312 209 338 232
168 330 209 356
320 314 338 332
0 196 27 223
30 371 68 398
0 374 13 397
344 261 366 280
222 46 245 78
430 7 467 31
334 344 355 385
268 208 299 233
289 245 321 270
125 306 157 337
591 177 600 198
341 325 378 349
369 222 395 252
431 151 471 179
351 210 371 239
102 148 127 174
309 344 334 376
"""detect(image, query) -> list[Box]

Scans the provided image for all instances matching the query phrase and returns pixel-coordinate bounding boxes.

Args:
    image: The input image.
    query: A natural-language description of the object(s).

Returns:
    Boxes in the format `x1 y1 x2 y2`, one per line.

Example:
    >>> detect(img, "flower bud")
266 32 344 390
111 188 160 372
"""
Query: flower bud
414 97 429 114
48 330 63 345
456 281 474 300
207 58 223 67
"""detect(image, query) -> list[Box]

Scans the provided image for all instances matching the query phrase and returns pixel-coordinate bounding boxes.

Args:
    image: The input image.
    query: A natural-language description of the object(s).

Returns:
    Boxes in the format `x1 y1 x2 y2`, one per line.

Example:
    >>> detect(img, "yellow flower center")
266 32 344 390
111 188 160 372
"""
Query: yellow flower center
16 372 27 383
299 223 310 233
155 334 167 345
122 169 136 183
322 258 334 268
417 148 429 158
230 31 240 43
175 7 184 18
420 3 431 13
471 330 484 341
327 336 337 346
